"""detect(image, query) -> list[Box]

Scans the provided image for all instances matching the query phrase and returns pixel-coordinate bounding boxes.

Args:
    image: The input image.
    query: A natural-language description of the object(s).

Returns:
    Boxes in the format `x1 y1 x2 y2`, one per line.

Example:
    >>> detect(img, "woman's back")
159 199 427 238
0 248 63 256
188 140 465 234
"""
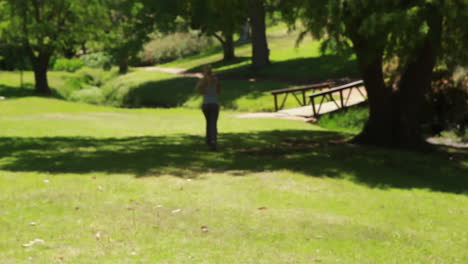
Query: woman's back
202 77 218 104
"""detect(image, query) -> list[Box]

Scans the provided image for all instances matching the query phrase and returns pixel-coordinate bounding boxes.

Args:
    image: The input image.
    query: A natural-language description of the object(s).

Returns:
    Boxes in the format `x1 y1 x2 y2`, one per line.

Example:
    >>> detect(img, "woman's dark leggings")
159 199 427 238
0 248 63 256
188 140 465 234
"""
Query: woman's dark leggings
202 103 219 146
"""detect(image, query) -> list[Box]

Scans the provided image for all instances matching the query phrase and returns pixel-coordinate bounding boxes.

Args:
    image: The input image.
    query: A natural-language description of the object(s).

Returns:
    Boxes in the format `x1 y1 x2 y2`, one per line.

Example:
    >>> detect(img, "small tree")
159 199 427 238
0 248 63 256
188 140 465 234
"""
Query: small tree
103 0 179 74
185 0 248 61
0 0 107 94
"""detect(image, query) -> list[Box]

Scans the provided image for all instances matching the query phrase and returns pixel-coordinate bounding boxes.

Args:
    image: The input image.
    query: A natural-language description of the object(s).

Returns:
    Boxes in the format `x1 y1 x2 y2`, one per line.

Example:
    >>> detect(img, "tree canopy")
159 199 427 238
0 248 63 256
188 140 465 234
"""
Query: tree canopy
183 0 248 60
0 0 108 93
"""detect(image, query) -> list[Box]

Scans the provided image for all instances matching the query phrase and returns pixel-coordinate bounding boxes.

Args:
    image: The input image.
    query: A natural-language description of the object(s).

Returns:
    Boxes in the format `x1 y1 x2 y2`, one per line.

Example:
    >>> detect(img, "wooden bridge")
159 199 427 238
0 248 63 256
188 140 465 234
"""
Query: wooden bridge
270 80 367 117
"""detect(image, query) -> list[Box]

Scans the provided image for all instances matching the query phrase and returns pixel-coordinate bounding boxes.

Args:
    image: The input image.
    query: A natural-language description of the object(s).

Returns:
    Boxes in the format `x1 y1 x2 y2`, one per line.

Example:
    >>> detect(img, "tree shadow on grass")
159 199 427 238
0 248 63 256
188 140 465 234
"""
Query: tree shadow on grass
0 82 66 100
185 57 252 73
0 130 466 194
0 84 36 98
117 74 290 109
120 77 198 108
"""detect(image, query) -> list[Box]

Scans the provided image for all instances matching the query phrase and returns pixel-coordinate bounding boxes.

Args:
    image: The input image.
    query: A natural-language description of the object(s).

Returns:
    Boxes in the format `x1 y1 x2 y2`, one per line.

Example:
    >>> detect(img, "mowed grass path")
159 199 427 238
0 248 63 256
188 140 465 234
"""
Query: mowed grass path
1 98 467 264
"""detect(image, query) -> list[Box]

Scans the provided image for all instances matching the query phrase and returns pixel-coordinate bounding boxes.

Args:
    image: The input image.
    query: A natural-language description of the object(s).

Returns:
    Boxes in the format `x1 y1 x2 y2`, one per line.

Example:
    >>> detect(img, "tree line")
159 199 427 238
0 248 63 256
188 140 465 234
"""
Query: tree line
1 0 467 149
0 0 274 94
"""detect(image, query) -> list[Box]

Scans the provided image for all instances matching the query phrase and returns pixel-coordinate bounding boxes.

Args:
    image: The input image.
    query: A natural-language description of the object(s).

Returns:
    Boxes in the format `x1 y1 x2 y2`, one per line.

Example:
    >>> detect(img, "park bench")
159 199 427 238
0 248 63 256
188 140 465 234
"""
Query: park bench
308 80 366 117
270 82 332 111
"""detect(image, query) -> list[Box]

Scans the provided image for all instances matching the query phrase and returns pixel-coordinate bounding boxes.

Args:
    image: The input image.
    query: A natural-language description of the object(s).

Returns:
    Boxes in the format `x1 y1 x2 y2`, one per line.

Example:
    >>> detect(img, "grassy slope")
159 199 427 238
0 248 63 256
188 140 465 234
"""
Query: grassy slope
0 69 298 112
163 26 358 81
1 98 467 263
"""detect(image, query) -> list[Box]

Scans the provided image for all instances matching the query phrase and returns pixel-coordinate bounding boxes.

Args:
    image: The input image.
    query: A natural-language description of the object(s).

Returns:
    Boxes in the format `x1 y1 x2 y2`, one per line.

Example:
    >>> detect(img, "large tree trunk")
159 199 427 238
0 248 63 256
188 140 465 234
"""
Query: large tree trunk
394 9 442 148
117 47 130 74
30 52 52 95
118 54 129 74
351 10 442 149
249 0 270 69
223 32 235 61
214 32 235 61
351 54 395 146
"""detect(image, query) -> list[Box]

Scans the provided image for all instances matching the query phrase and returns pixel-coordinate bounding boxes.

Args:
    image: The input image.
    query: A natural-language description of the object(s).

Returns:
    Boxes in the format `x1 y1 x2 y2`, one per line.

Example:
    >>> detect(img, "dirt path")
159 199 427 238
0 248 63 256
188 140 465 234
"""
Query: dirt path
139 66 202 79
234 112 316 122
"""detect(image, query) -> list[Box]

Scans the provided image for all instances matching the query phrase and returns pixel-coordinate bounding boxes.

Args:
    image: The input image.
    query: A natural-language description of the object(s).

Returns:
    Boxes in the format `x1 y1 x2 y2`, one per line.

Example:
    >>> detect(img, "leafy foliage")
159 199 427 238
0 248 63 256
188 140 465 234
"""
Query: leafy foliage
80 52 113 69
425 69 468 137
52 58 86 72
102 0 180 73
282 0 468 81
186 0 248 36
139 33 214 65
0 0 108 93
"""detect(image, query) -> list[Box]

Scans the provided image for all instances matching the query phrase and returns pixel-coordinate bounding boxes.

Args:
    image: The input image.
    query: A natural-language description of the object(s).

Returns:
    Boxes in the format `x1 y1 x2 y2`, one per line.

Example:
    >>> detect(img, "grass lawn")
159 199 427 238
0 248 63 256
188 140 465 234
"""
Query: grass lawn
1 97 467 263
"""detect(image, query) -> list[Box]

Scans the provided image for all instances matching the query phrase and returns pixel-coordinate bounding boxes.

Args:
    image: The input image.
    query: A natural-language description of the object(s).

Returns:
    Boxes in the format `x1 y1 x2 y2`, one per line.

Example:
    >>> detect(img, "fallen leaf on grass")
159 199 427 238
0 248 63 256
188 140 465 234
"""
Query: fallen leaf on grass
171 209 181 214
22 238 45 247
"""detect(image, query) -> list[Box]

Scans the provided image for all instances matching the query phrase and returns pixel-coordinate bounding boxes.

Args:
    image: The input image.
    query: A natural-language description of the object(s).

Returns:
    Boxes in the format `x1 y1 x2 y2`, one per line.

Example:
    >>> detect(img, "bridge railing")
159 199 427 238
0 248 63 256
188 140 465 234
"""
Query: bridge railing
308 80 366 117
270 82 332 111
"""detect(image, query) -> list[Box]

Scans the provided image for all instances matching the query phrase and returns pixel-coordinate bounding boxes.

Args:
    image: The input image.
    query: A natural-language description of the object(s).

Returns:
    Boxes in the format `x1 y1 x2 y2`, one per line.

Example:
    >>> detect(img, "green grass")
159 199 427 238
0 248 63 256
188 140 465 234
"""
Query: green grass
1 97 467 263
318 105 369 133
0 71 73 97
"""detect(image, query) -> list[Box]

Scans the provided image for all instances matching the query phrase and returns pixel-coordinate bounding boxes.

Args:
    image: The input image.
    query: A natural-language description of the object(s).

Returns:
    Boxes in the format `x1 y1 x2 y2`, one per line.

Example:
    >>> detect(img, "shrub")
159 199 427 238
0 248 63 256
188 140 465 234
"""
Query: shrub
75 67 119 87
80 52 113 69
54 67 118 104
425 69 468 138
69 87 105 105
139 33 214 65
58 76 85 99
52 58 86 72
